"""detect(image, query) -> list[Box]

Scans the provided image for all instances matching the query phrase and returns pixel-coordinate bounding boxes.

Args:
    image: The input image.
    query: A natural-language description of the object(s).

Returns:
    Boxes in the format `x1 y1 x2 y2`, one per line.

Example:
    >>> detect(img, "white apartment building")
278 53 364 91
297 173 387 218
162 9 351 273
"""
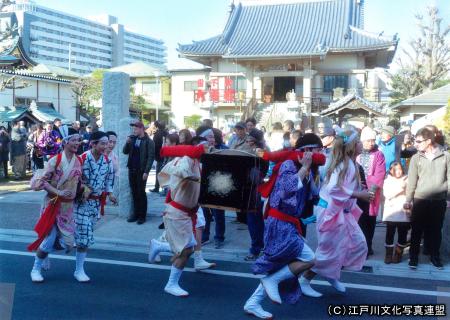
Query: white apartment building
4 1 166 74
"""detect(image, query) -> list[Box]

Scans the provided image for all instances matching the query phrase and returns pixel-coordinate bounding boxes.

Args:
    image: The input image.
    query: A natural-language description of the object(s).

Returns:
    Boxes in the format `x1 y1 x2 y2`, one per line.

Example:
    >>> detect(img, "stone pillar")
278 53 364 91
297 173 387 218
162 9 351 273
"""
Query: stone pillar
102 72 132 218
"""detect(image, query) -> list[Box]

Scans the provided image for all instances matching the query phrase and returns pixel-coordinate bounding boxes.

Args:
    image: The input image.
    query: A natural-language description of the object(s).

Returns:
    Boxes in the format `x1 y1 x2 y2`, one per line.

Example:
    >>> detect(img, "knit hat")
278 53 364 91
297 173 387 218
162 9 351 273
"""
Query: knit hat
380 125 395 136
360 127 376 141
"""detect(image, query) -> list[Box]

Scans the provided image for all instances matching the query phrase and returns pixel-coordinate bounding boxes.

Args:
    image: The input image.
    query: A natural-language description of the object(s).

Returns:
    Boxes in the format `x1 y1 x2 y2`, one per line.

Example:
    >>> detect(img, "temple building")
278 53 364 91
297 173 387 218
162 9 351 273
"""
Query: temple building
174 0 398 129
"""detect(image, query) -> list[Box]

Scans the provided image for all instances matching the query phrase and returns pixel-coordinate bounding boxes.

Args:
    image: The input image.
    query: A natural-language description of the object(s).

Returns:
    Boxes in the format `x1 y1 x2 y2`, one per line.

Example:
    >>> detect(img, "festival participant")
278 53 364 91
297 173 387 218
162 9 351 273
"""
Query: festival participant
243 152 317 319
106 131 119 202
299 130 373 297
147 130 214 297
73 131 116 282
29 127 82 282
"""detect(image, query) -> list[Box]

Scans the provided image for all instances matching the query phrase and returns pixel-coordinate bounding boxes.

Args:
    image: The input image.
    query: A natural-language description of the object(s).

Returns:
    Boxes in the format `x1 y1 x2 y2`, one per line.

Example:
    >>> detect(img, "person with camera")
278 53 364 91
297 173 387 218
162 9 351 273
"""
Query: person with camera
123 120 155 224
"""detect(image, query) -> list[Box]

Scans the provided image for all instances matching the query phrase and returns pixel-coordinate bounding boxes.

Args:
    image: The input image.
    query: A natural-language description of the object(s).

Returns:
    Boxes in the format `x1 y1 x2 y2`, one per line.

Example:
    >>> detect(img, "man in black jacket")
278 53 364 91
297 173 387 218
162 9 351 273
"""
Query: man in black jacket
123 120 155 224
151 120 167 193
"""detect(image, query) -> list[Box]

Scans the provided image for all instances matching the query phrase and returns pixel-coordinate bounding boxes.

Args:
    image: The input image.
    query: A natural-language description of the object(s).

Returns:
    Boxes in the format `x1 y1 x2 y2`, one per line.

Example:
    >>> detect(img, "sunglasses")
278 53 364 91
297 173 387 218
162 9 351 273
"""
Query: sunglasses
414 139 427 144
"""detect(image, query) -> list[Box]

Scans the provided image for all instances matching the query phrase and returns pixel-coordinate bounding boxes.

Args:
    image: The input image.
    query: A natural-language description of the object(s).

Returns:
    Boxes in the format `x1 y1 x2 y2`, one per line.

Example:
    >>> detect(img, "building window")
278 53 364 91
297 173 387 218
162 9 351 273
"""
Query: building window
184 81 198 92
15 97 36 106
142 81 159 95
323 75 349 93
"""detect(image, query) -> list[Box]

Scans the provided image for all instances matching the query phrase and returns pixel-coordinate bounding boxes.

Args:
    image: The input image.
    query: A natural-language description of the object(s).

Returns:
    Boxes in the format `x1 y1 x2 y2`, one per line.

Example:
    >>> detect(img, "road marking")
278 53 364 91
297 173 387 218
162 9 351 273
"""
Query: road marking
1 249 450 298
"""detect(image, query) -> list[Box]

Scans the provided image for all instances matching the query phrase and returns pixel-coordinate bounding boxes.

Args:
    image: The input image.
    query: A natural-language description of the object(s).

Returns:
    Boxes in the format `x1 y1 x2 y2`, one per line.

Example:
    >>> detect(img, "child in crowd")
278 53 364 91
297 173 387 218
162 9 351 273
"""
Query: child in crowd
382 162 409 264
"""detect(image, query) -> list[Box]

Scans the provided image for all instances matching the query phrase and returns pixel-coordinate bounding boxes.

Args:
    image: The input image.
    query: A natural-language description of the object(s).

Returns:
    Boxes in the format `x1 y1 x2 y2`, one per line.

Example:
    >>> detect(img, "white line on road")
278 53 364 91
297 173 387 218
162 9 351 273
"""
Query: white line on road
2 249 450 298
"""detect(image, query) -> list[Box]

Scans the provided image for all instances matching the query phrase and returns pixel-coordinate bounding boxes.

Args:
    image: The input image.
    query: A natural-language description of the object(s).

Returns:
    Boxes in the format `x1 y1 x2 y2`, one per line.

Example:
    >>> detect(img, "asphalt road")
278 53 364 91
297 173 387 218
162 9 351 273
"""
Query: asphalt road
1 240 449 320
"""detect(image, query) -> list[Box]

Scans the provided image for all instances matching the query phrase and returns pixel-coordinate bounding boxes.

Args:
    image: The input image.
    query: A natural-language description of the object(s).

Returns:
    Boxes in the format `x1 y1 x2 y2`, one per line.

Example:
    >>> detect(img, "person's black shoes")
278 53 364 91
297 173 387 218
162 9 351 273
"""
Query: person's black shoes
137 218 146 225
430 257 444 270
150 189 159 193
158 222 165 229
408 256 418 269
127 216 138 223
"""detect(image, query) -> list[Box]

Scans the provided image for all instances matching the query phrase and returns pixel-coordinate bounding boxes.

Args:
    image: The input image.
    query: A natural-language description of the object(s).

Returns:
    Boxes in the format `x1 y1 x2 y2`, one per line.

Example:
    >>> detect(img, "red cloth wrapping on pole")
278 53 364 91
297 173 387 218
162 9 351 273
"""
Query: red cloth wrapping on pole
160 145 205 159
27 196 71 251
258 151 326 198
267 207 302 235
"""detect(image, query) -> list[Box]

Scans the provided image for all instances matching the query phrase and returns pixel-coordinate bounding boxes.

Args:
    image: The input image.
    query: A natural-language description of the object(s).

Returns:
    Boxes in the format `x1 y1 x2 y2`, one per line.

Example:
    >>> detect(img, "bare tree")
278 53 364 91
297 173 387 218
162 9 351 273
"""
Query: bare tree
391 5 449 103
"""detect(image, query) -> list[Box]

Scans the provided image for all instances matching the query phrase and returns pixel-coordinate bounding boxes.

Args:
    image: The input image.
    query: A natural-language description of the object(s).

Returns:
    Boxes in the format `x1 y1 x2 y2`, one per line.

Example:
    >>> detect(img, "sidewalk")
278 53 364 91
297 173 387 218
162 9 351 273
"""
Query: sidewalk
0 169 449 281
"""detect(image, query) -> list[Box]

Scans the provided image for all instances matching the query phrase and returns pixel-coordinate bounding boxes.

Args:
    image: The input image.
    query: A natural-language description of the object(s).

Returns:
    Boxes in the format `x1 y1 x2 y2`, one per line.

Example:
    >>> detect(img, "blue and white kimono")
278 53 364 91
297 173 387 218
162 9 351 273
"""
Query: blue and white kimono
74 151 114 248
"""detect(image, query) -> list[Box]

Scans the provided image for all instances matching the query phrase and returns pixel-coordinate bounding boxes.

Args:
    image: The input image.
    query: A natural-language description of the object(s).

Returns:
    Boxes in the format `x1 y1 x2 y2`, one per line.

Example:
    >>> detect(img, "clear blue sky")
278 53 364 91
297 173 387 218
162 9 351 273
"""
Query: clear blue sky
36 0 450 70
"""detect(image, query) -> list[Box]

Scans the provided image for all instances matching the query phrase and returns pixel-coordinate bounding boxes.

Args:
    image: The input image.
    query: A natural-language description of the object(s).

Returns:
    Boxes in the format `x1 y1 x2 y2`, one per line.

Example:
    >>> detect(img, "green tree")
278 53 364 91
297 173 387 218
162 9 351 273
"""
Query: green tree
184 114 202 128
71 69 105 124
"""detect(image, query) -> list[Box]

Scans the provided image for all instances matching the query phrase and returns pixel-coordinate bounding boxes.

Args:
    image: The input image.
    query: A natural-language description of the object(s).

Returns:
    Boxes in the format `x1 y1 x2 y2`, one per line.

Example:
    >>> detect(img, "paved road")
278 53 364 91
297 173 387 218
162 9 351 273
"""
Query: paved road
1 241 449 320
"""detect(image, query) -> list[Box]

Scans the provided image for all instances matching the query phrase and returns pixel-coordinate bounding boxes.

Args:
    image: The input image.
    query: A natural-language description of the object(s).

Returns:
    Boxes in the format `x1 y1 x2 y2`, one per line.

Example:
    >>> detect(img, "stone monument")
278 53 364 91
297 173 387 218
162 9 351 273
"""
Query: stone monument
102 72 132 218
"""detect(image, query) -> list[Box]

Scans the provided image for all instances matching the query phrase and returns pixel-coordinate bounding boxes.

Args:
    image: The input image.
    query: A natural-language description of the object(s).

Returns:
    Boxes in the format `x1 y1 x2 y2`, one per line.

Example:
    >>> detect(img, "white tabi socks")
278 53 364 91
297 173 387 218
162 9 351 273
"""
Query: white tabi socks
164 265 189 297
148 239 171 263
30 257 44 282
194 250 216 270
74 251 90 282
244 284 273 319
299 275 323 297
260 265 295 304
327 278 346 293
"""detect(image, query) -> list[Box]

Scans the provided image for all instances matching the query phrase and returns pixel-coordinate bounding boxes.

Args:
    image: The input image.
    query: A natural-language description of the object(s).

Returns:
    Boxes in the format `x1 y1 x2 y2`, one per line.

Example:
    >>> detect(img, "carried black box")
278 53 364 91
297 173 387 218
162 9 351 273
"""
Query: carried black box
199 150 268 212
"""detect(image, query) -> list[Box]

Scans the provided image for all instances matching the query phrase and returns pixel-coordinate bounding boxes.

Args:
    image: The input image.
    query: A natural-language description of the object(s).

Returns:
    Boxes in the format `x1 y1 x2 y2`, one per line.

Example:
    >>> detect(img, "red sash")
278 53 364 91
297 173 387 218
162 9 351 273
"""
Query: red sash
27 195 72 251
165 190 198 232
267 207 302 235
88 193 108 216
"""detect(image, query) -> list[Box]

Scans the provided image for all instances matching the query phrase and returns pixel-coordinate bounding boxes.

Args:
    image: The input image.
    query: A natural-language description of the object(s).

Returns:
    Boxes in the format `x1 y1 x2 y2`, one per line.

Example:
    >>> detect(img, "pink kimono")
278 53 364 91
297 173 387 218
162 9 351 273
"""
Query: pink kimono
356 149 386 216
312 160 368 280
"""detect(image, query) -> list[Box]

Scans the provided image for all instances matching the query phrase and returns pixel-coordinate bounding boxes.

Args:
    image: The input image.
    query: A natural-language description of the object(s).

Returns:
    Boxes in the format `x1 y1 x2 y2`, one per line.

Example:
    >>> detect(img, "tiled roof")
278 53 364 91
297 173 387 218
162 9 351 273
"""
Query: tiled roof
0 106 28 122
320 93 384 116
179 0 398 59
393 84 450 108
0 69 71 83
108 61 168 78
29 105 71 124
30 64 81 79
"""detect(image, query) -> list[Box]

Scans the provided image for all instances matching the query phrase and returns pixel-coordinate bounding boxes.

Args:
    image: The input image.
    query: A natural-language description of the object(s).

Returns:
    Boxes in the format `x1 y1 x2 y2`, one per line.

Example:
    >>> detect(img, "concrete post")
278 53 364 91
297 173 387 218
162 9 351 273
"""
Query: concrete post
102 72 132 218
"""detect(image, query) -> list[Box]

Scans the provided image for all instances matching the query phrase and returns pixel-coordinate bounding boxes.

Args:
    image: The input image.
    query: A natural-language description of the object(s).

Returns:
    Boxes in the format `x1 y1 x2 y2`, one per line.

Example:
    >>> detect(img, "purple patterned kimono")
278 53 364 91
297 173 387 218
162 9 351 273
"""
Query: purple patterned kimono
253 160 306 304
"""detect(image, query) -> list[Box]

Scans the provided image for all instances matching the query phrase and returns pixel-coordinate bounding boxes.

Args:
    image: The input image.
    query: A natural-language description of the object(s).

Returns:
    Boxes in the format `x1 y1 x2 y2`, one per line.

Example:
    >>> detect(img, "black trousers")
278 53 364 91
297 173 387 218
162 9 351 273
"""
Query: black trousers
358 211 377 251
1 160 7 177
129 169 148 220
153 160 164 191
410 198 447 259
385 221 410 246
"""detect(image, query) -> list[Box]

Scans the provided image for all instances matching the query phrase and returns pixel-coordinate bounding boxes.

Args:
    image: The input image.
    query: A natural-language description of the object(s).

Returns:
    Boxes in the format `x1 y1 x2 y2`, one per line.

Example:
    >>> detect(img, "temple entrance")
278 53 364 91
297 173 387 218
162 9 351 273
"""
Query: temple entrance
274 76 295 101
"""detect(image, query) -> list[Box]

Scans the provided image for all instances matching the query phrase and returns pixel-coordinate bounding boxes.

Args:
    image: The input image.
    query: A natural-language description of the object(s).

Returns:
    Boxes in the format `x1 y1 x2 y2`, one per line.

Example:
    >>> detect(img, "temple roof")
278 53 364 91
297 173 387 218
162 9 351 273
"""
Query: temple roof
320 93 385 116
392 84 450 109
179 0 398 60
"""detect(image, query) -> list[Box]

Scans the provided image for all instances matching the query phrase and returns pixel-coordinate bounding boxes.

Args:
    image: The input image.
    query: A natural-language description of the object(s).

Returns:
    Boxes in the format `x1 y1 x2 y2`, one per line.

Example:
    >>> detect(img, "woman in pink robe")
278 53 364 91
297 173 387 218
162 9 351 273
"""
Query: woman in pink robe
299 129 373 297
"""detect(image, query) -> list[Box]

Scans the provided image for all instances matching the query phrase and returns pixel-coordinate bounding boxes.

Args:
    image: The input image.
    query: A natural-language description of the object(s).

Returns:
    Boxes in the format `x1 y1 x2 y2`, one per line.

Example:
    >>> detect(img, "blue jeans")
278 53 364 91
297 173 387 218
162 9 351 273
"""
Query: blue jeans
246 205 265 255
202 208 225 242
